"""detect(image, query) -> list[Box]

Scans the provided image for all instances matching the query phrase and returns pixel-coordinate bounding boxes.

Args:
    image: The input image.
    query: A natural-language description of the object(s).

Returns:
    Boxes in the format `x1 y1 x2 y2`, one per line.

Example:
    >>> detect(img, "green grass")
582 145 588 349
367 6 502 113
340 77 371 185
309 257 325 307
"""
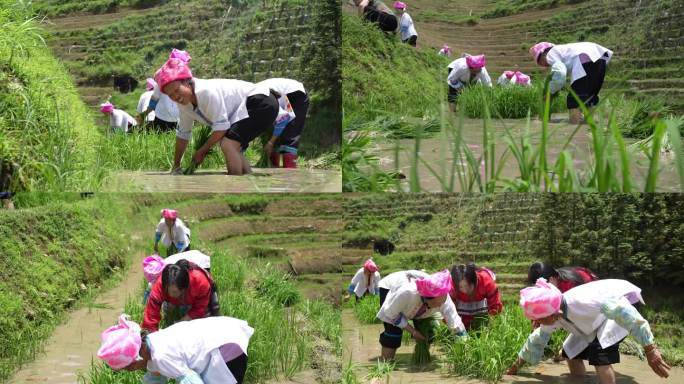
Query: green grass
0 1 103 191
458 84 567 119
0 197 129 381
352 295 381 324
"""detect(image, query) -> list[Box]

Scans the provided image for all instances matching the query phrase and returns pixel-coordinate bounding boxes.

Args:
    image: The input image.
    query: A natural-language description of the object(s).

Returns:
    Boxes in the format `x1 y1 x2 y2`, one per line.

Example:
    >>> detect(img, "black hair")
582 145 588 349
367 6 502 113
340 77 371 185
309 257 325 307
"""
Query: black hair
269 88 282 99
538 46 553 65
527 262 559 285
161 259 191 295
451 262 478 288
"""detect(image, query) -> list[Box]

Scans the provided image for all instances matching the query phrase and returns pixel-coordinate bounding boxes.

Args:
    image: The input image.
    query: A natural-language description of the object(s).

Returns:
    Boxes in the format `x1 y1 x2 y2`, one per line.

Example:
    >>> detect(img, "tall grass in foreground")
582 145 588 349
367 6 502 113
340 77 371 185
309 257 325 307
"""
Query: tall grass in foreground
405 78 684 193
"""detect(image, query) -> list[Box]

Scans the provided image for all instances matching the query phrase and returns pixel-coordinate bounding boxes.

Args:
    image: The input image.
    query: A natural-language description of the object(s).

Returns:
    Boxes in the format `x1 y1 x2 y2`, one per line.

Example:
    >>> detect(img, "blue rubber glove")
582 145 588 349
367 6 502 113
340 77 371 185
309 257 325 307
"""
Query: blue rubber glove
177 369 204 384
347 284 356 294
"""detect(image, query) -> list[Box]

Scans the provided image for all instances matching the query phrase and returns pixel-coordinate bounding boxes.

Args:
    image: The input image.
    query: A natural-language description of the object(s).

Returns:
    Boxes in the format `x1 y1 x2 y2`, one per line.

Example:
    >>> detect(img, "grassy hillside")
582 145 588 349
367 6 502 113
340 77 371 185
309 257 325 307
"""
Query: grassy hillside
0 0 103 192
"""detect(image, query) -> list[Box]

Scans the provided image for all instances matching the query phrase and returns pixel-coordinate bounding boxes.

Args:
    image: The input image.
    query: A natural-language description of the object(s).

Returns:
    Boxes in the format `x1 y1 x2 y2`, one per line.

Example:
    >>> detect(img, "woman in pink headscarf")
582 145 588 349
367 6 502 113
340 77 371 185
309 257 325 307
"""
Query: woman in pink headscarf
376 269 467 360
529 41 613 124
98 314 253 384
446 54 492 111
100 102 137 133
438 44 452 57
394 1 418 46
347 259 382 301
154 208 191 256
506 279 670 383
497 71 532 87
153 55 279 175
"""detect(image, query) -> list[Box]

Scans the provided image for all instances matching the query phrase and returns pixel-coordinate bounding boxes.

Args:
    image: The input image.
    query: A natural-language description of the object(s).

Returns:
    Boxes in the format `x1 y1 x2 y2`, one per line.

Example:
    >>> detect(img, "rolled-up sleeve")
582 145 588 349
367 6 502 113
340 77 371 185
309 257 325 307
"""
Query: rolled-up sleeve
518 326 554 365
440 296 465 333
549 62 567 94
176 111 194 140
601 297 654 347
377 290 410 329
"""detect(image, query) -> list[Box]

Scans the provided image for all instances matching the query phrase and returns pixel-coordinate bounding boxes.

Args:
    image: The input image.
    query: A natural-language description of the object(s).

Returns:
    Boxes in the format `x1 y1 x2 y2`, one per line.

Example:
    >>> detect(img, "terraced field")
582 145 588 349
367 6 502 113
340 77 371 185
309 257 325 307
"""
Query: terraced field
37 0 341 153
408 0 684 112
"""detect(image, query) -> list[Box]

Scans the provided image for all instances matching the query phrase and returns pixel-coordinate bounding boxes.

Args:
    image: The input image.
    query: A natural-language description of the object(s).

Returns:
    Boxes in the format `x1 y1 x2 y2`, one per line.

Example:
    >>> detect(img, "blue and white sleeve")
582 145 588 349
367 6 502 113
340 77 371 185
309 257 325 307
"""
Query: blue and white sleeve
518 327 553 365
601 298 654 347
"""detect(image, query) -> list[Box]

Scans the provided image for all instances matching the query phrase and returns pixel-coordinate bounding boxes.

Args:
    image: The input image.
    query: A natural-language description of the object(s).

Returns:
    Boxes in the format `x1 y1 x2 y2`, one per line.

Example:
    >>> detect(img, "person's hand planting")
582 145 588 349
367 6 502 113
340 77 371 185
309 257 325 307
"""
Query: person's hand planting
505 357 525 375
410 329 426 342
645 344 670 378
191 150 207 167
170 167 183 175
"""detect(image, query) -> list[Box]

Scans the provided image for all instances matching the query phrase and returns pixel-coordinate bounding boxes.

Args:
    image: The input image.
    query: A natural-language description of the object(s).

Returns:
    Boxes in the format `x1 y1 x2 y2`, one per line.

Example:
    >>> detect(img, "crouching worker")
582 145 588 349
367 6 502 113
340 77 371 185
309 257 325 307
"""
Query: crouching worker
256 78 309 168
142 259 219 333
506 279 670 383
529 41 613 124
154 58 279 175
449 263 503 329
142 250 212 304
100 102 137 133
527 261 598 292
348 259 382 301
446 54 492 112
377 269 467 360
353 0 398 33
98 314 253 384
154 209 191 256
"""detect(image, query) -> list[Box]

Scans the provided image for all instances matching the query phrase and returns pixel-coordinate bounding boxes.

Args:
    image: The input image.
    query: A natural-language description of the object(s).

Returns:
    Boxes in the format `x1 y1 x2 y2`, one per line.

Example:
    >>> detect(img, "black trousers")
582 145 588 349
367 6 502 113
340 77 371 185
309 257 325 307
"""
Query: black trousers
226 94 279 150
226 353 248 384
277 91 309 150
568 58 607 109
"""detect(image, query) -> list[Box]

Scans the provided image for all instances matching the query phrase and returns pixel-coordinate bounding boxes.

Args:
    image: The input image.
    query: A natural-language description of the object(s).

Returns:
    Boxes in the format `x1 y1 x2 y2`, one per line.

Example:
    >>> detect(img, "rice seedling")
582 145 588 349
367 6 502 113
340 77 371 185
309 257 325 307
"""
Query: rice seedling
253 264 301 307
411 317 438 366
353 295 381 324
406 76 684 193
341 359 361 384
366 359 395 380
225 195 270 214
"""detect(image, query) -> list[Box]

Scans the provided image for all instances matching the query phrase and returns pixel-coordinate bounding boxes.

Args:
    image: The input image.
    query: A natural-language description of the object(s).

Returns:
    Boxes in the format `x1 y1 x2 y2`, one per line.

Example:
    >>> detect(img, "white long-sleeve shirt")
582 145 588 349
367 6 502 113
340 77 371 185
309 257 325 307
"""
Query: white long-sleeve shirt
175 78 270 141
164 249 210 270
446 58 492 89
399 12 417 41
349 267 381 298
137 91 156 122
377 283 465 333
110 109 137 133
378 270 429 291
155 218 191 249
518 279 653 364
257 78 306 96
546 42 613 94
146 316 254 384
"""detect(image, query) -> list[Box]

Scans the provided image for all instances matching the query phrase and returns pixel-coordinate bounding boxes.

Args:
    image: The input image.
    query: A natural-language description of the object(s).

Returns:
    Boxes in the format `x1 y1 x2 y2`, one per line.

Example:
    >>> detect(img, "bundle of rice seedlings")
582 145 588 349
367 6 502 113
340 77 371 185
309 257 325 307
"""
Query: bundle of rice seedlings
411 317 438 365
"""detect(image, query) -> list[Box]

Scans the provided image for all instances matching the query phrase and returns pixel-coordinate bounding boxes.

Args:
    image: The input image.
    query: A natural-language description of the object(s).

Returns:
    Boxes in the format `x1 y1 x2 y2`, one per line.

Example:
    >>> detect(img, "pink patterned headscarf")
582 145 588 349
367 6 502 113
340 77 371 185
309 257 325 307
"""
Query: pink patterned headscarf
465 54 486 69
415 269 452 297
146 78 156 91
504 71 515 79
520 278 562 320
529 42 555 64
143 255 166 283
161 208 177 219
97 314 142 370
393 1 406 10
154 58 193 94
169 48 192 63
100 102 114 114
514 71 531 85
363 259 378 273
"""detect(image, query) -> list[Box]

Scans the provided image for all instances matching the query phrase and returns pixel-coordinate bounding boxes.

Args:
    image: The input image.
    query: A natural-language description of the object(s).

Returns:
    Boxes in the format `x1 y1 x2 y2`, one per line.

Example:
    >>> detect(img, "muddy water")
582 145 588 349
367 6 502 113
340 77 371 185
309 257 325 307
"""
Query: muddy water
342 310 684 383
10 253 145 383
342 310 485 383
374 116 682 192
107 168 342 193
504 356 684 383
